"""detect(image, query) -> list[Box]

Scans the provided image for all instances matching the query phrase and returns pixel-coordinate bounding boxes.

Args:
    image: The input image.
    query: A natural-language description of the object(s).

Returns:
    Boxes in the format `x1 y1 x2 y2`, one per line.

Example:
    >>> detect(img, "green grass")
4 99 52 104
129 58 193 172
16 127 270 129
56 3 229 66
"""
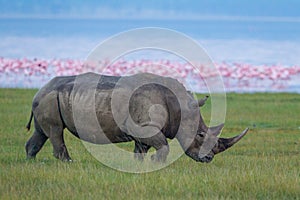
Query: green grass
0 88 299 199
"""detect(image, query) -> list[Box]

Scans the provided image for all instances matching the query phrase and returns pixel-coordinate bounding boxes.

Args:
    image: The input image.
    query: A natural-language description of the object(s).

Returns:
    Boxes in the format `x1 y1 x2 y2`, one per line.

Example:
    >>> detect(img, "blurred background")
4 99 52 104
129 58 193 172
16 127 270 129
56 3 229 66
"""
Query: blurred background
0 0 300 92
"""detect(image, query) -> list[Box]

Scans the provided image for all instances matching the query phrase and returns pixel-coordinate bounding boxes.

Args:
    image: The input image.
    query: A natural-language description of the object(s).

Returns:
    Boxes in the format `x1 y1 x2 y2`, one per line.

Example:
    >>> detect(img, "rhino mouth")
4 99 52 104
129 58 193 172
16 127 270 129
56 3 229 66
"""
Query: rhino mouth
198 155 214 163
185 151 214 163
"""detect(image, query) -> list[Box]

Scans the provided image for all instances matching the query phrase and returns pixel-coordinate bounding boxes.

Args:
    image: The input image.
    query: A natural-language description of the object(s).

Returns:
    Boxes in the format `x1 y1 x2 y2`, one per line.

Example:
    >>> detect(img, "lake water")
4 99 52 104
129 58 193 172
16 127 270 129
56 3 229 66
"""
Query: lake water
1 18 300 92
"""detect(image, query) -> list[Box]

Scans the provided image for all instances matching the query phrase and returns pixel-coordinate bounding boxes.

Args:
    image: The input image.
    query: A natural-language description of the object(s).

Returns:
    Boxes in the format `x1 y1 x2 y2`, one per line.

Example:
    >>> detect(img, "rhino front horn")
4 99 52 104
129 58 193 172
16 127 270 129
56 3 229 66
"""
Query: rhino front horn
213 128 249 154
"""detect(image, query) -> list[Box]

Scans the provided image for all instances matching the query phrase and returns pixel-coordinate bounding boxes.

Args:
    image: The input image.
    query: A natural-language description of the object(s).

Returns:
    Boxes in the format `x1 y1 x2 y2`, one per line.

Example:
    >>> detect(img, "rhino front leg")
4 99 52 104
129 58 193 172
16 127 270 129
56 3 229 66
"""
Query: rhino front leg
133 141 151 161
151 144 169 163
138 131 169 163
49 126 72 162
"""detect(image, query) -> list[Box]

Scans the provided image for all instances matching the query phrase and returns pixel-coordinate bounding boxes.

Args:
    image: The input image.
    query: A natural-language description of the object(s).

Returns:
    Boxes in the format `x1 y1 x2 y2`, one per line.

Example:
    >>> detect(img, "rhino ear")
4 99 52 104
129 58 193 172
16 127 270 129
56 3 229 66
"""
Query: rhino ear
207 123 224 136
198 95 209 107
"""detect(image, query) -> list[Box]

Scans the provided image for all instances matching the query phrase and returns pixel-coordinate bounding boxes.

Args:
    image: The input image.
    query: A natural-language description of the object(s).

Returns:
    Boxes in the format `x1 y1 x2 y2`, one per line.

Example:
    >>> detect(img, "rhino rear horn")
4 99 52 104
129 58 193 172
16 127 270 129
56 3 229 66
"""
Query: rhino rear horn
207 123 224 136
198 95 209 107
213 128 249 154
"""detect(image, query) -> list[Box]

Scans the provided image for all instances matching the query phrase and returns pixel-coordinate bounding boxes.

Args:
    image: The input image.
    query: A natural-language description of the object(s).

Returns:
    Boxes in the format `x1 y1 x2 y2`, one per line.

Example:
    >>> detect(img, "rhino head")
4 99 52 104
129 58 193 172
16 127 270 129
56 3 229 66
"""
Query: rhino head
183 96 249 163
186 125 249 163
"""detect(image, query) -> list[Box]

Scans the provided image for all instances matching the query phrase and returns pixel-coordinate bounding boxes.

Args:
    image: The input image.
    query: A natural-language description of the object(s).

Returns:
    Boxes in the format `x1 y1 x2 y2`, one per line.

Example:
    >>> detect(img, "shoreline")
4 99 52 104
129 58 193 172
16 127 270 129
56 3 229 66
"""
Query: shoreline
1 57 300 93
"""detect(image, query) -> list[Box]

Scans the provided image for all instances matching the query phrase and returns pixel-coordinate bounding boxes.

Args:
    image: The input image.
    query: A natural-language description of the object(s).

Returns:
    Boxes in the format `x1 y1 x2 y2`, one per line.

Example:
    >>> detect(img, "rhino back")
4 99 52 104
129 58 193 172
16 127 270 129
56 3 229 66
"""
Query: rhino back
32 75 76 108
56 73 132 143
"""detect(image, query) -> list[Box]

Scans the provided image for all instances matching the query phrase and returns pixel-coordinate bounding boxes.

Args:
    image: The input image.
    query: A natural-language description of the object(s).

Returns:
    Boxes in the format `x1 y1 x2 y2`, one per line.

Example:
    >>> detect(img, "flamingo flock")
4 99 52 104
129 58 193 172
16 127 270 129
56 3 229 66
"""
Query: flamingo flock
1 57 300 92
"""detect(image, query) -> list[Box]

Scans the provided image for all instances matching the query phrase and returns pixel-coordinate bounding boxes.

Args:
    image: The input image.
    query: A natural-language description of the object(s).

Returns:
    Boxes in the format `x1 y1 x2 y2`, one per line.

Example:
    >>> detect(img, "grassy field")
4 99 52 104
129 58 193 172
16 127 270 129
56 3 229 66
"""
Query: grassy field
0 88 299 199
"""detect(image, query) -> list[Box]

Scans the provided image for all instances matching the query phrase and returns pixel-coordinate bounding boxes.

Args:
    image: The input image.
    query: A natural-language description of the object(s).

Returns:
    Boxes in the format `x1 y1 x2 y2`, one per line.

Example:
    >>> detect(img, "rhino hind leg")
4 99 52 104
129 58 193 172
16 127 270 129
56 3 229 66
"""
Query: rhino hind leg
133 141 151 161
48 126 72 162
25 130 48 159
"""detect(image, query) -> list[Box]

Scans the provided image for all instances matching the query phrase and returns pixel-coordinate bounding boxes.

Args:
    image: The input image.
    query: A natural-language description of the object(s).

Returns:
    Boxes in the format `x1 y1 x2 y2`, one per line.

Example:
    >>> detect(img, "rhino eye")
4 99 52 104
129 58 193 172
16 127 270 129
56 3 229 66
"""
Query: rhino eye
195 133 205 145
197 132 205 137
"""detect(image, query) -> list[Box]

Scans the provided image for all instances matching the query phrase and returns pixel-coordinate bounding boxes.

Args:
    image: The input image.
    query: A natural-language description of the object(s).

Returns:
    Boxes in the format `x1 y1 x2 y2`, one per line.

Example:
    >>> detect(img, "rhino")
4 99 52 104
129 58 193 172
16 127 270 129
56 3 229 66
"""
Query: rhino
25 72 249 163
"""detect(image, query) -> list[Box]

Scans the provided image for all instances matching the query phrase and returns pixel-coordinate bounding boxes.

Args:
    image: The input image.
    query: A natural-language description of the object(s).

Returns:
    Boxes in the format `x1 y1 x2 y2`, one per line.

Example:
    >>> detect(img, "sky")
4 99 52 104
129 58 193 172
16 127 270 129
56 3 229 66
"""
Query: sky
1 0 300 66
0 0 300 19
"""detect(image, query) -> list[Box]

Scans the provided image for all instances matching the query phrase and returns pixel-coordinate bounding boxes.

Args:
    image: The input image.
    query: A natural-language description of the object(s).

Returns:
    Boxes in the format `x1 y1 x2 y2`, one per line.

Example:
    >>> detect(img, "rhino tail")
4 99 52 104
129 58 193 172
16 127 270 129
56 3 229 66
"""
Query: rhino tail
26 111 33 131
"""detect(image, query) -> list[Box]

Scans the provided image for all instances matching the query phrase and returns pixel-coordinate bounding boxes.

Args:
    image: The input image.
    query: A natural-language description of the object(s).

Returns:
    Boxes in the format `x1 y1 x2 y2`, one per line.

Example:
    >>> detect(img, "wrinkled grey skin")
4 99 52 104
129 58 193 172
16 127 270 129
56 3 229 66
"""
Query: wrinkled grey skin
26 72 248 163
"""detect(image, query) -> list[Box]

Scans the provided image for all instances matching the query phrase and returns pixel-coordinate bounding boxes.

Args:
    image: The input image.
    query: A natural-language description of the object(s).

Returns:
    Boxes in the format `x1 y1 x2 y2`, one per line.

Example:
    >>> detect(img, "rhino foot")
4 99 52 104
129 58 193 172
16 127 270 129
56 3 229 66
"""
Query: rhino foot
151 145 169 163
134 153 146 161
53 144 72 162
